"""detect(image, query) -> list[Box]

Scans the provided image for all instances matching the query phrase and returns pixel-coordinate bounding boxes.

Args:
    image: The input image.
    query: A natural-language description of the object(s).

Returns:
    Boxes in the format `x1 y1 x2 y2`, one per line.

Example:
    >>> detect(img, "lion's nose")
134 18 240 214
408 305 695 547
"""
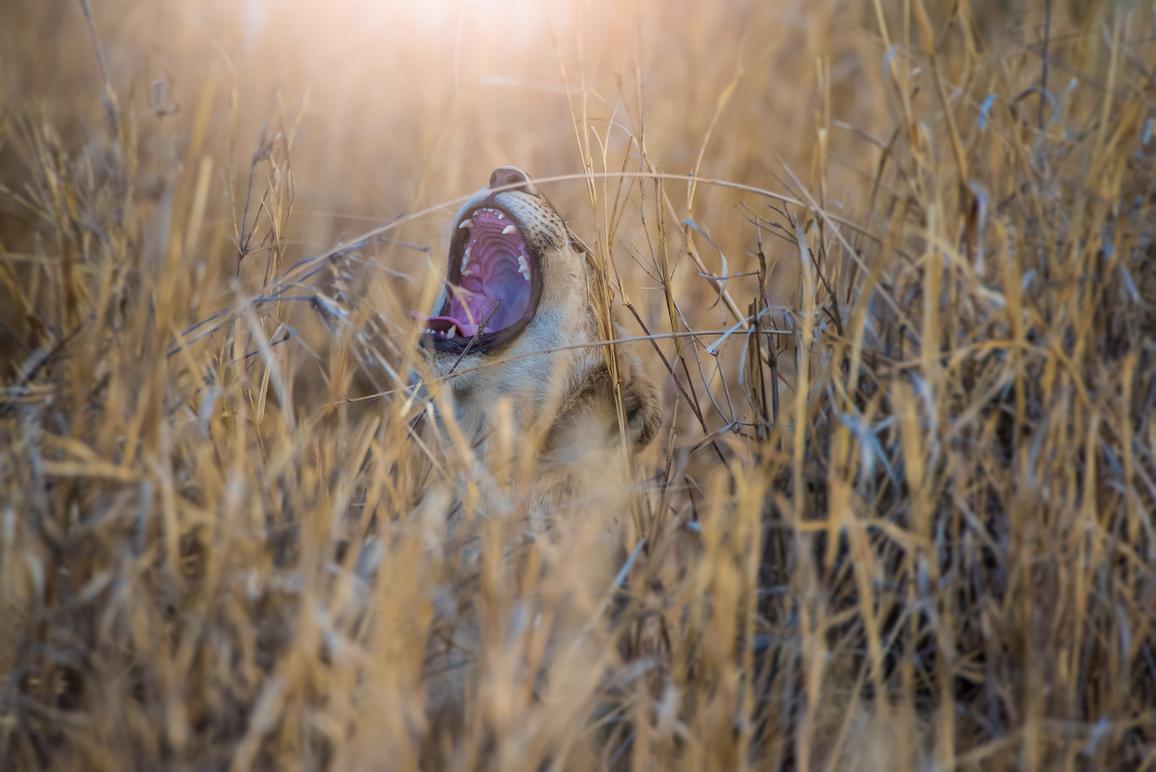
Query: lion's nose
489 166 539 196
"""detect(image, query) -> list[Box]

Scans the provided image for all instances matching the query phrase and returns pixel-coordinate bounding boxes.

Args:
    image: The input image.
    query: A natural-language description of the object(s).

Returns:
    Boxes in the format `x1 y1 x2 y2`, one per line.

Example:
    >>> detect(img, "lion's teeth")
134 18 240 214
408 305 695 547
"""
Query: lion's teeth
501 224 516 236
496 211 504 220
461 246 471 274
446 327 457 339
517 253 531 282
458 219 473 230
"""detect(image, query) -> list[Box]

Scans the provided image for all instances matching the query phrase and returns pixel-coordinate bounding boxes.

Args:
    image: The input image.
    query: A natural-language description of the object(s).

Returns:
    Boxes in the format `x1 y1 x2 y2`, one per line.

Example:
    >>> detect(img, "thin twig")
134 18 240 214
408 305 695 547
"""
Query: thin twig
1039 0 1053 132
339 327 788 405
77 0 117 135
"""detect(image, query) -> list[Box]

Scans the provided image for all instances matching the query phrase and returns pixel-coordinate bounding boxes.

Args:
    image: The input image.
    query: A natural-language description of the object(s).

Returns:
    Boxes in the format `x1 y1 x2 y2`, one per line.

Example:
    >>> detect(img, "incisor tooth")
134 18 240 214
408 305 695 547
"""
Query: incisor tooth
501 224 516 236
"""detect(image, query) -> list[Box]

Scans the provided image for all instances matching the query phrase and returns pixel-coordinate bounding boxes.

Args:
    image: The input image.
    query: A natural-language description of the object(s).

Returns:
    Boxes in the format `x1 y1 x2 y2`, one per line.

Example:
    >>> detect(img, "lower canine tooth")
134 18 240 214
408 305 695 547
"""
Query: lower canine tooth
501 224 516 235
517 254 531 282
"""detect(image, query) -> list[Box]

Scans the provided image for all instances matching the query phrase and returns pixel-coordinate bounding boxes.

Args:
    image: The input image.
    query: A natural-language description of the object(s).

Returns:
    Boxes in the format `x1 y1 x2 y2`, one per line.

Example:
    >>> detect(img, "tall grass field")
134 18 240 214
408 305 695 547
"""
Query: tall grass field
1 0 1154 768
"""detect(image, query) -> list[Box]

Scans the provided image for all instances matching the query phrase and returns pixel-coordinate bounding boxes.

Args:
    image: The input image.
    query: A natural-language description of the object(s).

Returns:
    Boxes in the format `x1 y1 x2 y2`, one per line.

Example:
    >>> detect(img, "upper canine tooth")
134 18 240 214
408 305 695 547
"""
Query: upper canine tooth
458 219 474 230
501 224 516 236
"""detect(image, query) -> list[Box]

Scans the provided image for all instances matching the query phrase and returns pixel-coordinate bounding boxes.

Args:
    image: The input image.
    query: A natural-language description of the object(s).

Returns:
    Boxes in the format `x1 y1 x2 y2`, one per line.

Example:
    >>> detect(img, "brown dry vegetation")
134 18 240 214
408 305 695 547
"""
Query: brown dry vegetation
2 0 1155 769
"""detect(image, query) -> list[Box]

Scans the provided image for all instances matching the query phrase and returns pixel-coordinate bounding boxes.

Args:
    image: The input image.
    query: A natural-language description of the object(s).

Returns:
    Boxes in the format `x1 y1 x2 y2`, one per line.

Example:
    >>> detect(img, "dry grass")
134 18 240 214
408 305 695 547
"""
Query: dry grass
2 0 1155 768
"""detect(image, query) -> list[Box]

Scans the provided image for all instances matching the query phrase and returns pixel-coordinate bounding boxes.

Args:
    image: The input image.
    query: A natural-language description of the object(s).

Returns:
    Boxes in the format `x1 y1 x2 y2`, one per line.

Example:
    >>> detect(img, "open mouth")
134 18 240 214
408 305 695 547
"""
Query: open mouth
418 204 542 354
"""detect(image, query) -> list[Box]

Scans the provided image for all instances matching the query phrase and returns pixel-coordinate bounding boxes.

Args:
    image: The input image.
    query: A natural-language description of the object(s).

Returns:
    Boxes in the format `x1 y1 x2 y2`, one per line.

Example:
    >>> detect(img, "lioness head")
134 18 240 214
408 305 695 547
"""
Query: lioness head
415 167 659 451
418 167 592 371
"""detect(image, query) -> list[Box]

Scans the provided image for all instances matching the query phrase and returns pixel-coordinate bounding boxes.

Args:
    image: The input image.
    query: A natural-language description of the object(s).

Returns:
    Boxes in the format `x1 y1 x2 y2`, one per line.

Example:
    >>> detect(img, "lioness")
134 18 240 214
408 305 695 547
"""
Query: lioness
416 166 660 527
412 168 661 742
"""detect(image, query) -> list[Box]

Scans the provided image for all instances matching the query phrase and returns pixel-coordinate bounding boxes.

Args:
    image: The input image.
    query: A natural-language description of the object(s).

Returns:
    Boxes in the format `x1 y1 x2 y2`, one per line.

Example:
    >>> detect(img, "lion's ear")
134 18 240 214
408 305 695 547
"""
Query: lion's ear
569 231 599 278
574 237 625 307
619 353 661 449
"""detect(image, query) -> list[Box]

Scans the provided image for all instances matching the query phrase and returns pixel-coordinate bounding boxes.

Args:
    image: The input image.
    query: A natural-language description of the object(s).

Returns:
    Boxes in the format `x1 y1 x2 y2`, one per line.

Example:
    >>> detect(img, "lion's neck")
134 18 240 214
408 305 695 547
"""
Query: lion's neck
445 346 605 458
